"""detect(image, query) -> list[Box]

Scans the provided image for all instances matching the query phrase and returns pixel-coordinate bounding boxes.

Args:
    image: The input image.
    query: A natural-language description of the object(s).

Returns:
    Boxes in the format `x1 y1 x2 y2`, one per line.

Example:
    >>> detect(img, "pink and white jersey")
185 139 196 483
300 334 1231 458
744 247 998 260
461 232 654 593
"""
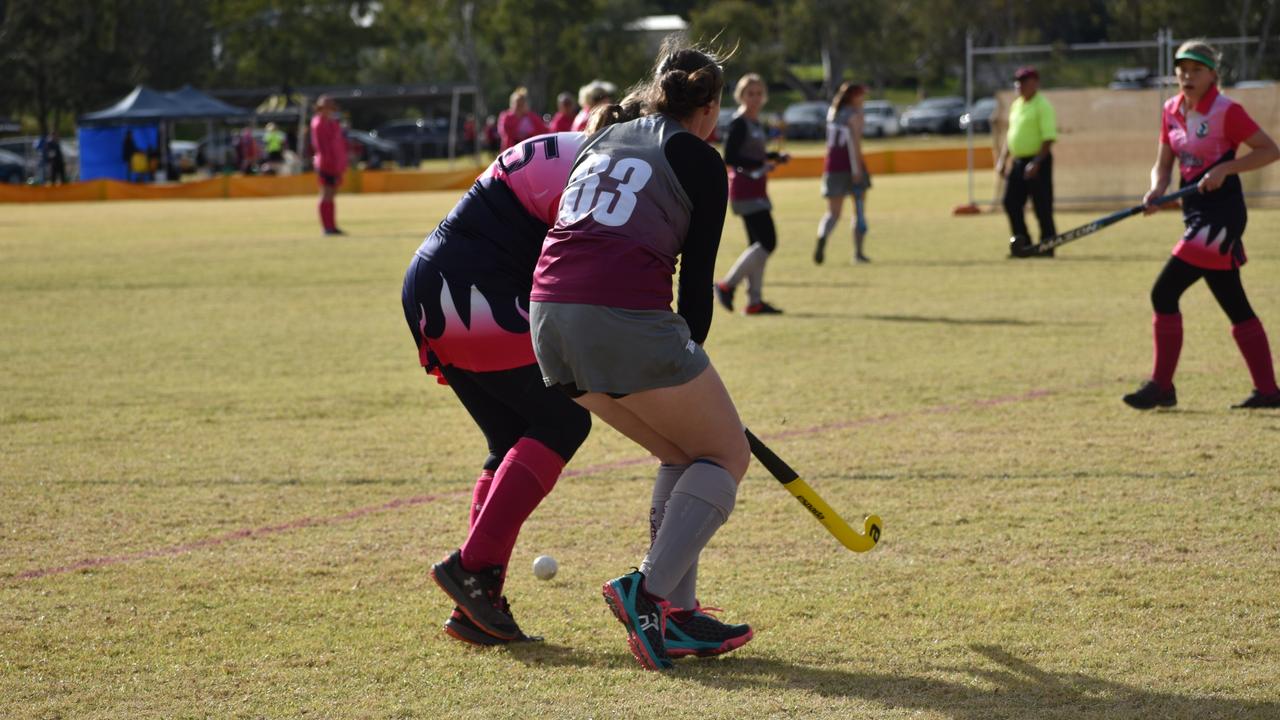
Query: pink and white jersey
482 132 584 224
1162 86 1259 182
1162 87 1259 270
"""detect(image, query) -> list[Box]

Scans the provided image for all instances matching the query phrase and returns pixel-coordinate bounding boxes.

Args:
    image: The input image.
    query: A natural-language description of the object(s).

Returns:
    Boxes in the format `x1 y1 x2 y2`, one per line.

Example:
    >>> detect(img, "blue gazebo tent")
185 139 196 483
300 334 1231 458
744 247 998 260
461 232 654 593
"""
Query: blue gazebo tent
78 85 251 181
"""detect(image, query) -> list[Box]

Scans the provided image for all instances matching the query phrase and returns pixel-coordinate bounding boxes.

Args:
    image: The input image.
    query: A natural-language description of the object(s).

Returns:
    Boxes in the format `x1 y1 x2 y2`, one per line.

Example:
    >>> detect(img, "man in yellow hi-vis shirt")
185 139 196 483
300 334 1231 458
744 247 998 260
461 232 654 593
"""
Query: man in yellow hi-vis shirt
997 66 1058 257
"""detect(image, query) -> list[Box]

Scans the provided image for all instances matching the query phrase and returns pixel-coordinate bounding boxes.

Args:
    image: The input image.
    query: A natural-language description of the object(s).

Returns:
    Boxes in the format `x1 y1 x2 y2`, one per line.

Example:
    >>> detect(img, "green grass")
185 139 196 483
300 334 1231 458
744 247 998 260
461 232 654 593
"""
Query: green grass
3 173 1280 718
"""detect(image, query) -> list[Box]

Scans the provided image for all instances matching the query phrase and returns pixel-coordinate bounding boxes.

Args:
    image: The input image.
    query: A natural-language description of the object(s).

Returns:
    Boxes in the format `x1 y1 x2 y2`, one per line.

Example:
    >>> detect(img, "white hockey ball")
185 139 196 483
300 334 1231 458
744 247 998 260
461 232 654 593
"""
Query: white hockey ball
532 555 558 580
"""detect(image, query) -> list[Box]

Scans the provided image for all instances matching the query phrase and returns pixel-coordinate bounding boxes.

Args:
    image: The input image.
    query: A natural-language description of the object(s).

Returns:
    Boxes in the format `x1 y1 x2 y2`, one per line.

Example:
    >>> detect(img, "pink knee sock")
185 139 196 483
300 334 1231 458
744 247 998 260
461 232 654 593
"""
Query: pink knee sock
1151 313 1183 391
1232 317 1279 394
461 438 565 571
469 469 495 528
319 199 335 231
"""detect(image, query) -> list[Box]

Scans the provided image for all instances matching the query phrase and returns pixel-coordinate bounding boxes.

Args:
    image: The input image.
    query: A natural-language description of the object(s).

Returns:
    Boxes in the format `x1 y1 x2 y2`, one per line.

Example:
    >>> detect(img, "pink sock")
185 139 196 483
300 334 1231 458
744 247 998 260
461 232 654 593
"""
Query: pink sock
1152 313 1183 391
469 469 495 528
319 199 335 230
1232 317 1279 394
460 438 565 571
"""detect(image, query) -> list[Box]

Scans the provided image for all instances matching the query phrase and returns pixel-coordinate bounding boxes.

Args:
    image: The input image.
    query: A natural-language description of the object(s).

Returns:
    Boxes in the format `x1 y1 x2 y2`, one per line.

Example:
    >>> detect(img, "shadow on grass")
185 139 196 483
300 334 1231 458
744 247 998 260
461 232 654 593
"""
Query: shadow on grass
679 643 1277 719
862 313 1099 327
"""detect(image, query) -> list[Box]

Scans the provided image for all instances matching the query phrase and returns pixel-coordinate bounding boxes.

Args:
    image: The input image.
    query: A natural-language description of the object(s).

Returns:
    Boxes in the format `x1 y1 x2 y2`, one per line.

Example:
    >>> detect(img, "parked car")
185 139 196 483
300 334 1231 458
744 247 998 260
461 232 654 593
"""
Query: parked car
1109 67 1153 90
0 148 25 183
170 140 199 174
346 129 398 169
862 100 900 137
372 118 457 165
899 96 967 134
782 101 829 140
959 97 998 133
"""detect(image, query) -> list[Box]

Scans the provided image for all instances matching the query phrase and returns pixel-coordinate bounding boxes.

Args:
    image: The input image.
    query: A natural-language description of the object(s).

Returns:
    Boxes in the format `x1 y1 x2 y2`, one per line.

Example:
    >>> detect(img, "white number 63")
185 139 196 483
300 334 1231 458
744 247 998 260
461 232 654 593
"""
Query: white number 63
559 153 653 228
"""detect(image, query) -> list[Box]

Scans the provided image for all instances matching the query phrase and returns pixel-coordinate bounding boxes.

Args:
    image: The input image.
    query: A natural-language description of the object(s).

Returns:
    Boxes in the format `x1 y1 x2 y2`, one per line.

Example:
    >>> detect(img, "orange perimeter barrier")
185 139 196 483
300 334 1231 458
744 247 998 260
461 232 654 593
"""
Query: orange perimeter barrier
1 146 994 204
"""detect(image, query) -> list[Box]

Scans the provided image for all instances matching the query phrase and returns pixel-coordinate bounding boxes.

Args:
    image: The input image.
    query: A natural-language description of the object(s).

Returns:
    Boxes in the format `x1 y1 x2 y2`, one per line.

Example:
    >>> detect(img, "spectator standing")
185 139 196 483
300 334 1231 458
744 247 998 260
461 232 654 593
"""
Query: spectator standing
571 80 616 132
498 87 549 151
310 95 349 236
263 123 286 174
549 92 577 132
41 132 67 185
997 67 1058 257
236 126 259 175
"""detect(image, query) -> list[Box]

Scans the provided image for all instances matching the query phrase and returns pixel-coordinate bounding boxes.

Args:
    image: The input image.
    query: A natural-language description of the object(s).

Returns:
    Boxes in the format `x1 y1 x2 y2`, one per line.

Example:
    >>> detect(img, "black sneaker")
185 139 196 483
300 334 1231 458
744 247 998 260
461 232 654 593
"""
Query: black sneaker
430 549 519 640
1009 235 1032 258
1122 380 1177 410
443 598 544 646
744 301 783 315
714 282 735 312
601 570 672 670
665 603 753 658
1232 389 1280 409
854 253 871 264
814 237 827 265
324 227 346 236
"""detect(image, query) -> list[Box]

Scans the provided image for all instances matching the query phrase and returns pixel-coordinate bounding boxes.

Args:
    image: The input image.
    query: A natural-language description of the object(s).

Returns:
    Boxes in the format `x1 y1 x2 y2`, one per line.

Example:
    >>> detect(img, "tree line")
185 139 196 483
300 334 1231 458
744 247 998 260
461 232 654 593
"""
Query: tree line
1 0 1276 135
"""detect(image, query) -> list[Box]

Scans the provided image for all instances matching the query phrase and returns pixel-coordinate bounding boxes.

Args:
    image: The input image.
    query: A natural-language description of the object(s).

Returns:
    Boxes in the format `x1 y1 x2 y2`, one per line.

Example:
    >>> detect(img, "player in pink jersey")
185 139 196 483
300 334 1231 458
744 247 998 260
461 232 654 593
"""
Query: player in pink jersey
310 96 348 235
1123 40 1280 410
404 132 596 646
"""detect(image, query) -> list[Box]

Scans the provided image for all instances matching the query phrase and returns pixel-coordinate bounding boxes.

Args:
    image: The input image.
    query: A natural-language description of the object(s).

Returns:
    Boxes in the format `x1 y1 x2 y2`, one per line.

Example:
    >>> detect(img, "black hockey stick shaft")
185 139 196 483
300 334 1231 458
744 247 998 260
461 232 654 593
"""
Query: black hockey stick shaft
1026 184 1200 255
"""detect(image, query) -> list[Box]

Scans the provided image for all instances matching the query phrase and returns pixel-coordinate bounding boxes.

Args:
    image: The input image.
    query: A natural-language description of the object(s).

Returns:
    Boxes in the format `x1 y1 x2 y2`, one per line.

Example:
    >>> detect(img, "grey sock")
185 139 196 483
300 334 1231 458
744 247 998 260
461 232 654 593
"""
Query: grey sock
723 243 768 299
639 462 737 600
649 463 688 545
650 463 697 609
817 213 837 241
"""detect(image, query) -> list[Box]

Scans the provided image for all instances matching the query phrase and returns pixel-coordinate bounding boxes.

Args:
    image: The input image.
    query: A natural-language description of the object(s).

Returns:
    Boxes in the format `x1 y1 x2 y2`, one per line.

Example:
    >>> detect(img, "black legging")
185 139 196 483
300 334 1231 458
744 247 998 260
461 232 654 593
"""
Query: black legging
1151 256 1256 324
743 209 777 254
440 363 591 471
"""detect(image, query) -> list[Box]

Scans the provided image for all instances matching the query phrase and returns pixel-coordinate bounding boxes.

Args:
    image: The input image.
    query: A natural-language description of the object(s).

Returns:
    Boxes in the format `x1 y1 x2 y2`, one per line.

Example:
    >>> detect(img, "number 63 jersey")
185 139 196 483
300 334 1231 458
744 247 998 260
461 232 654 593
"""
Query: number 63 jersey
532 114 695 311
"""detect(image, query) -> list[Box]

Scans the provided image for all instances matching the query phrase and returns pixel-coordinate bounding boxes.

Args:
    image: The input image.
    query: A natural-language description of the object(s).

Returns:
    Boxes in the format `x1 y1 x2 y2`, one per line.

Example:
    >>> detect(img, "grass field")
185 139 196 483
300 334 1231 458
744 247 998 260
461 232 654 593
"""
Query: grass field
3 172 1279 719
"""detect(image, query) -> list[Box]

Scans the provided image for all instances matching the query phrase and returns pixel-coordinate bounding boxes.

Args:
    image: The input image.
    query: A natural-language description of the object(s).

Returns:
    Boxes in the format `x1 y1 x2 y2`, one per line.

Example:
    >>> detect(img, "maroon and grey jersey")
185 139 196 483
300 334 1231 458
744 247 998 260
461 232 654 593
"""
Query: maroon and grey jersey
532 114 694 311
824 107 857 173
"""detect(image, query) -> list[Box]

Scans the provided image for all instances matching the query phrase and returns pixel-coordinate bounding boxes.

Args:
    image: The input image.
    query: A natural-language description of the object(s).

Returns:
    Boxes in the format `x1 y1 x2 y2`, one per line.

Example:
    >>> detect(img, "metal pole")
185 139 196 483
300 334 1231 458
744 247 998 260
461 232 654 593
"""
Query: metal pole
448 87 460 169
965 30 975 207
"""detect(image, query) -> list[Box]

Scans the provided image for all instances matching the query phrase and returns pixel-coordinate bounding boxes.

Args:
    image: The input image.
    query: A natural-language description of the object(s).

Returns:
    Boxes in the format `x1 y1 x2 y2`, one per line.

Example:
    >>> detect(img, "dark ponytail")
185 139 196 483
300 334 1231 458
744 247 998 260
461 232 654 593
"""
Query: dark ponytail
644 35 726 122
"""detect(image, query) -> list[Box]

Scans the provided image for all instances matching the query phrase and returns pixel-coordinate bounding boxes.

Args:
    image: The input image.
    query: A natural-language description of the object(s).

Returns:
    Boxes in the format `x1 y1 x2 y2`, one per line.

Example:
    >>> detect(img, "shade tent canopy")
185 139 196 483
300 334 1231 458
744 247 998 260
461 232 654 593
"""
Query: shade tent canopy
80 85 251 125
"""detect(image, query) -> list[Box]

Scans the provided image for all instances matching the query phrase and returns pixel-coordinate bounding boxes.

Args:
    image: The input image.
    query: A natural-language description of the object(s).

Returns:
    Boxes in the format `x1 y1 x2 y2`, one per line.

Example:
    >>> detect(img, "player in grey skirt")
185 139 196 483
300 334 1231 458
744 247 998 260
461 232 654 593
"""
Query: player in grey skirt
530 39 754 670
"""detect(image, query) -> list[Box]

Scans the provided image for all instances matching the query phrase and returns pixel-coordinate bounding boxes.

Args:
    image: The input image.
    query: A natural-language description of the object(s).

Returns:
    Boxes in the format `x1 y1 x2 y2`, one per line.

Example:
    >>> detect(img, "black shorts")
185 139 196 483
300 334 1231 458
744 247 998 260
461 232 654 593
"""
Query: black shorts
318 172 340 187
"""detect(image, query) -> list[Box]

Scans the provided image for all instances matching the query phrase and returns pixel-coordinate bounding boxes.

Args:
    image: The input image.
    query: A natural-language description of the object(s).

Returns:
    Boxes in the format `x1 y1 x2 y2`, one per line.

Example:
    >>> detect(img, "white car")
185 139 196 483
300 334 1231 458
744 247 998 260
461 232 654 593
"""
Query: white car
863 100 900 137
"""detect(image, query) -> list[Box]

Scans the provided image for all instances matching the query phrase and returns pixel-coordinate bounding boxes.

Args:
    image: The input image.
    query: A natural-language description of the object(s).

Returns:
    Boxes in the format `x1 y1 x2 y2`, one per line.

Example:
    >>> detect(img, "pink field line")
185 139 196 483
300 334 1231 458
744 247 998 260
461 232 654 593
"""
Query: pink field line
12 387 1056 583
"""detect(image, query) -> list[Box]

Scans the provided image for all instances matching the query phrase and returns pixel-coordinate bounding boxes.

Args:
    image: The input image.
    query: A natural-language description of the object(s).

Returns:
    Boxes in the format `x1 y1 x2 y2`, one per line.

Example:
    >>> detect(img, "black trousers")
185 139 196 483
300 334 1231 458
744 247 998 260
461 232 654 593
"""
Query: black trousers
1003 155 1056 240
1151 256 1256 324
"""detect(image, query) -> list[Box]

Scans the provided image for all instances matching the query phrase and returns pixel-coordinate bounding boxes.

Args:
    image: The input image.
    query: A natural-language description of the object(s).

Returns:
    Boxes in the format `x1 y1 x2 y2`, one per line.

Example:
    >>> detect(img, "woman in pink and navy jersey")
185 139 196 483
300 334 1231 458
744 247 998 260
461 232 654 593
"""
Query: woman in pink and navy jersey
404 131 593 646
714 73 790 316
530 39 753 670
814 81 872 264
1123 40 1280 410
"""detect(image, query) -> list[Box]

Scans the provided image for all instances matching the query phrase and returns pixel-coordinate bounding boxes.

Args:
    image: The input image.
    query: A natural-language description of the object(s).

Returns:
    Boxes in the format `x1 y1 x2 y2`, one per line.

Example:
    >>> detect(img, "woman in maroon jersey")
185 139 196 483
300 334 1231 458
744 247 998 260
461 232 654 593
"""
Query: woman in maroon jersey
530 39 753 671
814 82 871 264
714 73 790 316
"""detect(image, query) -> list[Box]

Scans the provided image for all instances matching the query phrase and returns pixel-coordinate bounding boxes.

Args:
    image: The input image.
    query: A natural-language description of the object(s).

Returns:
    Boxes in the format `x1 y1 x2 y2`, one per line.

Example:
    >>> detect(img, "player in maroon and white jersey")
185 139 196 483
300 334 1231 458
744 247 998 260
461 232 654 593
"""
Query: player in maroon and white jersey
1123 40 1280 410
530 40 753 670
814 82 872 264
714 73 790 316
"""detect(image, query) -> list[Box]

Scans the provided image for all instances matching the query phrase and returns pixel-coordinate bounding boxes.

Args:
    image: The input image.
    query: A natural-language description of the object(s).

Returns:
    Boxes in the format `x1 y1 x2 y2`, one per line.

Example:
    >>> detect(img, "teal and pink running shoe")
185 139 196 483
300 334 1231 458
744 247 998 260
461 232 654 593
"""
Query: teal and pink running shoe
601 570 672 671
664 603 754 658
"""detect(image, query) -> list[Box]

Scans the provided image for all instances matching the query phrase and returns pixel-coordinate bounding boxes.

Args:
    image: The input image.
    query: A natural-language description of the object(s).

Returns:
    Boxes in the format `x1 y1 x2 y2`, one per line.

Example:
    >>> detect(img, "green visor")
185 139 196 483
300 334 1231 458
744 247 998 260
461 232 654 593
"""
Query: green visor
1175 49 1216 71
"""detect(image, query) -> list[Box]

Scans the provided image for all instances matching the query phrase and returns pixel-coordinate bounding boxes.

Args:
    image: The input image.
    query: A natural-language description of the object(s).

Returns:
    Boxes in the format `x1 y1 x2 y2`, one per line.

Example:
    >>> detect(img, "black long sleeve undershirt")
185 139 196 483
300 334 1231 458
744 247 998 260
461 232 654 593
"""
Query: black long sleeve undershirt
723 115 781 171
665 132 727 344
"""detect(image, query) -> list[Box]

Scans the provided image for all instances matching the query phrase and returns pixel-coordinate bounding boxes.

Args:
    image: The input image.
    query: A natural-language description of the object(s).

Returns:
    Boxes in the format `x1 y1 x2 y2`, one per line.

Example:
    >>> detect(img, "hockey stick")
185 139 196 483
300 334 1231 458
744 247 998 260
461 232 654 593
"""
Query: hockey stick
1013 184 1201 256
1011 184 1200 257
745 428 882 553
